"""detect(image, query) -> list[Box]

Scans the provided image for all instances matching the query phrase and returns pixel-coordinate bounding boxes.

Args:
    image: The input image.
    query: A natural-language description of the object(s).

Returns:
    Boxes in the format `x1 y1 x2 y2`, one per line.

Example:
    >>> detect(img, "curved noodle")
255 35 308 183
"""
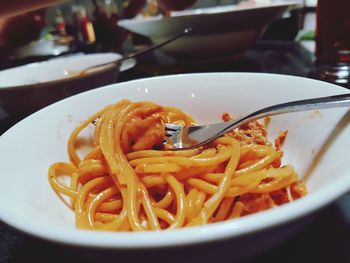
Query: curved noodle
48 100 307 231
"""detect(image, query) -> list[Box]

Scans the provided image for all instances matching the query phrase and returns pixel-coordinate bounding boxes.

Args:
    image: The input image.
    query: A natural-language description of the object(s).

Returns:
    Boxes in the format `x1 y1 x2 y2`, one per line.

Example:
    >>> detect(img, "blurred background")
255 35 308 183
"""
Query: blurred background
0 0 325 125
0 0 317 69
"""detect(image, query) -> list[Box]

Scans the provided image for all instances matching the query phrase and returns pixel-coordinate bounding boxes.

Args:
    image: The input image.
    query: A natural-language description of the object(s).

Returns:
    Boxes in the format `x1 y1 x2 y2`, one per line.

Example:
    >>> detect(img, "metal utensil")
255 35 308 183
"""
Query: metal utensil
74 28 192 76
165 93 350 150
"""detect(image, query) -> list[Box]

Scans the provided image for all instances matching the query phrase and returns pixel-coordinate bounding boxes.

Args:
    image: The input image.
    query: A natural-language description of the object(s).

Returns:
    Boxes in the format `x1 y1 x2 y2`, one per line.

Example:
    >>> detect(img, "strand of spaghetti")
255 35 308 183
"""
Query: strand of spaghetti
291 182 308 198
229 171 268 195
231 167 295 197
193 191 206 219
99 188 128 231
192 148 217 158
122 169 143 231
141 175 166 188
239 144 276 160
228 201 244 219
187 146 231 165
185 189 205 222
251 172 298 193
188 137 240 226
153 189 174 209
185 189 197 222
95 212 117 222
48 163 121 210
78 159 107 184
100 210 128 231
83 146 103 161
96 199 123 212
132 151 231 175
87 186 119 228
131 148 213 165
238 144 278 170
187 178 219 195
153 207 175 225
212 197 235 222
201 164 294 186
175 166 215 181
286 185 294 202
48 162 79 198
139 185 161 230
165 174 186 229
93 107 113 146
135 163 182 173
70 172 79 207
119 218 131 231
235 150 281 177
189 175 258 197
68 105 113 165
129 146 232 168
176 149 221 178
78 173 106 185
200 173 225 184
189 167 292 198
86 192 127 231
75 176 114 229
99 102 124 178
78 159 107 174
126 148 200 160
92 113 105 147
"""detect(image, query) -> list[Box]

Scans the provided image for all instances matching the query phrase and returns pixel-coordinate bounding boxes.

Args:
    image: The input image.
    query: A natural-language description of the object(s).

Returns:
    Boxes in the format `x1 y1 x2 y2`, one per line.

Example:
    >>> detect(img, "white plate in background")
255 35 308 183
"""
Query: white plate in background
0 53 135 116
0 53 135 88
119 1 302 61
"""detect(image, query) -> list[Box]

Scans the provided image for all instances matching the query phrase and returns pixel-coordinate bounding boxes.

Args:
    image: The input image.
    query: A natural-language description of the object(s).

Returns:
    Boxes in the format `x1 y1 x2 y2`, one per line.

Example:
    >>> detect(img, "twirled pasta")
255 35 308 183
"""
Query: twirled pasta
48 100 307 231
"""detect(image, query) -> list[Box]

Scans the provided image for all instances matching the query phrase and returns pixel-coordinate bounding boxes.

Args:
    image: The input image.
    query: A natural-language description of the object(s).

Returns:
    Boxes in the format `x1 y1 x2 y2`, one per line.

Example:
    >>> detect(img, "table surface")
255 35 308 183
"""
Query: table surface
1 41 350 263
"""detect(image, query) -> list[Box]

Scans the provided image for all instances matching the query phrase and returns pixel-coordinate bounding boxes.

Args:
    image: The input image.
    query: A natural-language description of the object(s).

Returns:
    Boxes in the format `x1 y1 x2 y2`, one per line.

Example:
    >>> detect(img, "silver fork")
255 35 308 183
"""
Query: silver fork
165 93 350 150
76 28 192 76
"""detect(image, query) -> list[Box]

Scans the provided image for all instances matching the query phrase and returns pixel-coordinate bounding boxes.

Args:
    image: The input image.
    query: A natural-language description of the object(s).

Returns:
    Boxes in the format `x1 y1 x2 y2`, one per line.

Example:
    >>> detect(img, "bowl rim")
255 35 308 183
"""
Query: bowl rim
118 1 301 27
0 72 349 249
0 53 122 91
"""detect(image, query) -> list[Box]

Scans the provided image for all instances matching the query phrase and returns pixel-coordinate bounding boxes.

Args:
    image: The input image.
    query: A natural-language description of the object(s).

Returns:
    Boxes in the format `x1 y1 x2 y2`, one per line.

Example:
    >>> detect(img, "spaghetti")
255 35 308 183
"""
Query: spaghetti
48 100 307 231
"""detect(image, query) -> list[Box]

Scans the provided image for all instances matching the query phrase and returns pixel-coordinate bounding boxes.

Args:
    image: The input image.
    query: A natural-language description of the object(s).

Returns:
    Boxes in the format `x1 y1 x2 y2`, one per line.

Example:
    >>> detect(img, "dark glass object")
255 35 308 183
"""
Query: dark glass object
309 0 350 88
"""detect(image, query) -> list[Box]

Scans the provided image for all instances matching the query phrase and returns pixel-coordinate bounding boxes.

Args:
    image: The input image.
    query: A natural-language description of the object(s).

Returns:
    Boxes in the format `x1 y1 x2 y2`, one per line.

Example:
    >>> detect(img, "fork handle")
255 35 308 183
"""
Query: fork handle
203 93 350 143
80 28 191 74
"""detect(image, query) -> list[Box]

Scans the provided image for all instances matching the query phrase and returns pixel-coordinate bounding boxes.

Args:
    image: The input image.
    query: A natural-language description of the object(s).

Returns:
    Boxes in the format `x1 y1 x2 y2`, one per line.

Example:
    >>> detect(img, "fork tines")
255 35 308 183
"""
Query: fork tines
164 124 182 137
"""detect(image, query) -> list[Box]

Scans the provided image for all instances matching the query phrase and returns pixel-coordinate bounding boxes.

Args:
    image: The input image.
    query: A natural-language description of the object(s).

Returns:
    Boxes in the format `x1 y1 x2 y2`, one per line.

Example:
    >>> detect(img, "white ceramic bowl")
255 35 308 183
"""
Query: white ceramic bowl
0 73 350 261
0 53 135 117
118 1 301 61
